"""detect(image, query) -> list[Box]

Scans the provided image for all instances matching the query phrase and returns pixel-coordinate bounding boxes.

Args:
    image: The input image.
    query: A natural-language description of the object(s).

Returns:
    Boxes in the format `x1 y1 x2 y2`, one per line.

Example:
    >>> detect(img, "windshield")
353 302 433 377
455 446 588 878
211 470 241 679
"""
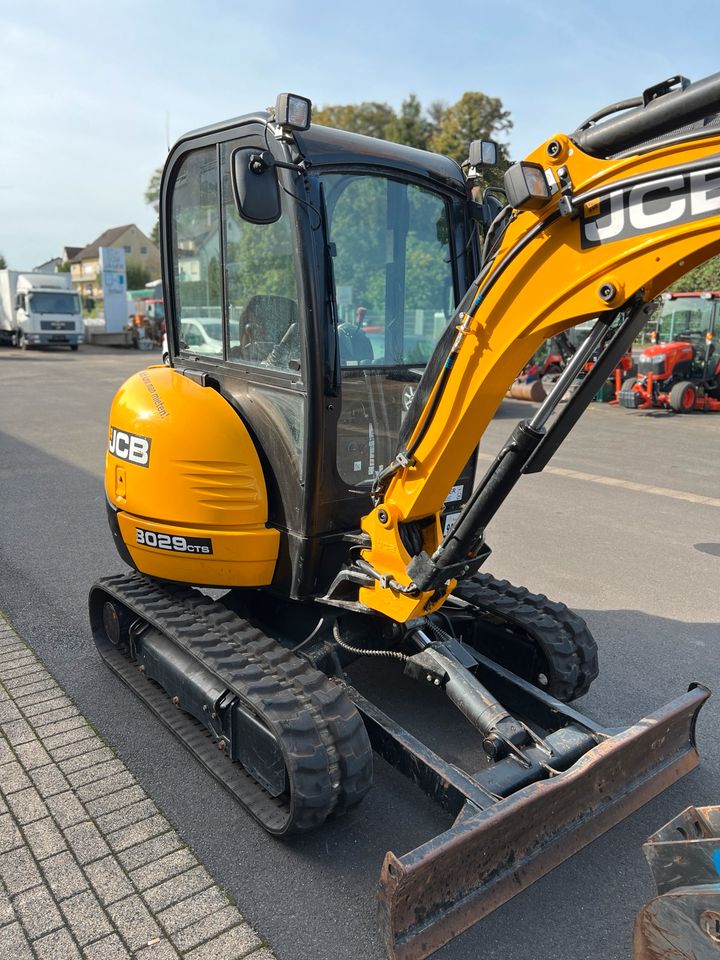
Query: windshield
322 173 454 368
322 172 457 486
29 292 80 315
656 296 714 340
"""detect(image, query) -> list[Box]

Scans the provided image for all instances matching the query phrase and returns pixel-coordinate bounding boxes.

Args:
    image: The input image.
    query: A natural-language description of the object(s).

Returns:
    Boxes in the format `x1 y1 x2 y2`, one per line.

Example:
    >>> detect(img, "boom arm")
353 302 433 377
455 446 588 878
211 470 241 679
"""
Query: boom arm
356 74 720 622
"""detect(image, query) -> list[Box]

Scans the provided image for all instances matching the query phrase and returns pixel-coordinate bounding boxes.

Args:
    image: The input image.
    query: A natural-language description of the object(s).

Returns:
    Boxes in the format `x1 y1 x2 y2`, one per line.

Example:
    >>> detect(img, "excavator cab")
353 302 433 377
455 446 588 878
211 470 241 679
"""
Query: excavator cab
161 108 481 595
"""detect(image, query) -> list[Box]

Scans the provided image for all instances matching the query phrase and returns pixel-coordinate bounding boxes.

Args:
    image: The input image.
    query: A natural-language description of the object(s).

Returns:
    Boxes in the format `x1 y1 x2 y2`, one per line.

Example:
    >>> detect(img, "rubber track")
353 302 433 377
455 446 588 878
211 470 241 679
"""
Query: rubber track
455 573 599 701
89 574 372 835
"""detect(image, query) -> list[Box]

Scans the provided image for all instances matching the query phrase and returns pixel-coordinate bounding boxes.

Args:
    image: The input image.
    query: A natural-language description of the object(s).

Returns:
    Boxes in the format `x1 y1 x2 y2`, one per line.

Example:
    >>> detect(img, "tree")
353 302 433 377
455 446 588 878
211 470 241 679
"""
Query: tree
0 254 6 269
145 167 163 247
145 168 162 213
429 92 512 166
671 254 720 292
313 91 512 168
384 94 431 150
126 263 152 290
313 101 397 140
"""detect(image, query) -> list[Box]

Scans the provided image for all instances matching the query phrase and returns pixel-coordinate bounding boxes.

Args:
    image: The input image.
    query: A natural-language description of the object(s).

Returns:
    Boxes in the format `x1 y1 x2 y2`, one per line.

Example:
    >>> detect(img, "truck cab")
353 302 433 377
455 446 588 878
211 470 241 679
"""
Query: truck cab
3 272 84 350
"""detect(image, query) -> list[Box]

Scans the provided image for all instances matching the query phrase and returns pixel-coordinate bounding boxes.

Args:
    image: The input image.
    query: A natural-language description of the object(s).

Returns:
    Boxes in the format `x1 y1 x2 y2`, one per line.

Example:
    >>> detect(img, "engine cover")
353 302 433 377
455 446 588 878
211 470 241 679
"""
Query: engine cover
105 366 279 586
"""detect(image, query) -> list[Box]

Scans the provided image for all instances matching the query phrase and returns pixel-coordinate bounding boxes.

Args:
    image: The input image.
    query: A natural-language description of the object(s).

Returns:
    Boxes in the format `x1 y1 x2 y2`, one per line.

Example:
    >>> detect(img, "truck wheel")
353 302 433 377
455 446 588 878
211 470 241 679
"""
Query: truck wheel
70 344 79 352
669 381 697 413
621 377 638 392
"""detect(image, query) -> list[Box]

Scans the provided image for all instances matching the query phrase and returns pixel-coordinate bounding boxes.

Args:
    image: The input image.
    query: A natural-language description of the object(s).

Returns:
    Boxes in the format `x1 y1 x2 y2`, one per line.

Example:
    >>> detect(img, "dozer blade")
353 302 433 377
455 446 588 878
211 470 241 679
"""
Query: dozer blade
378 684 709 960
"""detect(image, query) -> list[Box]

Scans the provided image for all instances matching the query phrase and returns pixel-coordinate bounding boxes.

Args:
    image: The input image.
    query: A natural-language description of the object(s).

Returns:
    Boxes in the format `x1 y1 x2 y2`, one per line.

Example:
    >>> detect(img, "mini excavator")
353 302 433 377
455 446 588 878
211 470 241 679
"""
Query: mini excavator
90 73 720 959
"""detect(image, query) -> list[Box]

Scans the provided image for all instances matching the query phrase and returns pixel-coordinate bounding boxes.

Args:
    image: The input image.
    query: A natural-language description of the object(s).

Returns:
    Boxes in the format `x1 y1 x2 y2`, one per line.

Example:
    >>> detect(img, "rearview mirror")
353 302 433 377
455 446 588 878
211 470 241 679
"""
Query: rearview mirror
232 148 281 224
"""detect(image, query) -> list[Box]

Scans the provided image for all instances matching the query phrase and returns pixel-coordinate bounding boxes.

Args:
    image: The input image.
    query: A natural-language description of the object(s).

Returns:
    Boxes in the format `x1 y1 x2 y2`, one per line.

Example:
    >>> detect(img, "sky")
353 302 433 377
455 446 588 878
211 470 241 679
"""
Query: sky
2 0 720 269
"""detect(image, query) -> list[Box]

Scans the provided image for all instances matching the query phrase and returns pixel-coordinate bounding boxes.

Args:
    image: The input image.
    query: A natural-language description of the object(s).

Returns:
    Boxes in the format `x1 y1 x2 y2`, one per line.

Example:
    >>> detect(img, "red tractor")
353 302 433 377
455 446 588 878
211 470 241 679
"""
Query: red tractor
618 291 720 412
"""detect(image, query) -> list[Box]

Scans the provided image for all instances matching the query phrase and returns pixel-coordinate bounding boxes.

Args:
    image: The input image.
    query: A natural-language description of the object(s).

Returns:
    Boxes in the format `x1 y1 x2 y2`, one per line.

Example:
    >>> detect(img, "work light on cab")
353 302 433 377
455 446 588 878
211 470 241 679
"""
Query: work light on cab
504 160 552 209
274 93 312 132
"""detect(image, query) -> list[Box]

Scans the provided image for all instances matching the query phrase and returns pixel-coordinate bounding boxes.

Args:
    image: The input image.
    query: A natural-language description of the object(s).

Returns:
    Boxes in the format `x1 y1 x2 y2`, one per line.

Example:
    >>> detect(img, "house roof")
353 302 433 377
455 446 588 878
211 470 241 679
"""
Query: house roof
63 246 83 261
71 225 143 262
34 257 62 271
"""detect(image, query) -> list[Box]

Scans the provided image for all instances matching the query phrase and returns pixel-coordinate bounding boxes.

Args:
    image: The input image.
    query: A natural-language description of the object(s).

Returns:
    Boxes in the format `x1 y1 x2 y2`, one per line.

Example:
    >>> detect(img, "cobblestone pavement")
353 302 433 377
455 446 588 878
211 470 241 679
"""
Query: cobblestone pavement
0 612 276 960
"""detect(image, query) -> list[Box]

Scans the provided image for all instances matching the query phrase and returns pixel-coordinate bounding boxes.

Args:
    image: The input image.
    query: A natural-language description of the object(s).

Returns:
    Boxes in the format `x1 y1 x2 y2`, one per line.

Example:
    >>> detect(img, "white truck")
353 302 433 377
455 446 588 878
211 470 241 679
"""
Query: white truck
0 271 84 350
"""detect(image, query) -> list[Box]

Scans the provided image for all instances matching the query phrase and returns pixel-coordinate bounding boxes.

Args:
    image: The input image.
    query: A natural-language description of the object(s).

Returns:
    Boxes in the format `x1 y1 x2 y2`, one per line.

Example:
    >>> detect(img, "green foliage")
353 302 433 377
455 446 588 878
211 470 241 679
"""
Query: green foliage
0 254 6 269
126 262 153 289
313 101 397 139
670 254 720 292
145 168 163 212
384 94 432 150
313 90 512 165
429 92 512 166
145 167 163 252
57 260 71 273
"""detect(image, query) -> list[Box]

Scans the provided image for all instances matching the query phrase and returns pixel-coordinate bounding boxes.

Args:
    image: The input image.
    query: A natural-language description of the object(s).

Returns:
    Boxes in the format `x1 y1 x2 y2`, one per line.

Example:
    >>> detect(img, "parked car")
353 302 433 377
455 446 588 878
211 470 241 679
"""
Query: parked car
162 317 224 365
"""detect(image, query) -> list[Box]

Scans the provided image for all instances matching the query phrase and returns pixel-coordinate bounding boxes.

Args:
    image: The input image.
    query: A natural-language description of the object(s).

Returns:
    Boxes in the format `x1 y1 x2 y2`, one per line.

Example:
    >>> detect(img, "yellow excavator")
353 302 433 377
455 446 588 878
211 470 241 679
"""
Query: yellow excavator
90 74 719 959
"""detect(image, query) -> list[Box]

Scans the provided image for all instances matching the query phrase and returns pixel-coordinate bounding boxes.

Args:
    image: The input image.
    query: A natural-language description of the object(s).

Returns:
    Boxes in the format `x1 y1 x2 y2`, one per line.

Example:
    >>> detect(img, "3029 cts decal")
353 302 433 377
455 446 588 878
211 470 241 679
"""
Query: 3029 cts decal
135 528 213 554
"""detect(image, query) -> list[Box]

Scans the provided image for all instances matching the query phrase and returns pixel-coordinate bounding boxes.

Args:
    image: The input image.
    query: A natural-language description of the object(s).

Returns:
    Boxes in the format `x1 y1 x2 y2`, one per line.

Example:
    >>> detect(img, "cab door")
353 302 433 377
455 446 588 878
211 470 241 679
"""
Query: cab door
166 129 311 553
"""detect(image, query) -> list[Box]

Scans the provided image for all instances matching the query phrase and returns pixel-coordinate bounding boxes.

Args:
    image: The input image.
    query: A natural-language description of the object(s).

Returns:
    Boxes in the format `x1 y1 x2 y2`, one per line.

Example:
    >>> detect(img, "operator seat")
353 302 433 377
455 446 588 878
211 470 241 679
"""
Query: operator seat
237 295 299 368
338 321 374 365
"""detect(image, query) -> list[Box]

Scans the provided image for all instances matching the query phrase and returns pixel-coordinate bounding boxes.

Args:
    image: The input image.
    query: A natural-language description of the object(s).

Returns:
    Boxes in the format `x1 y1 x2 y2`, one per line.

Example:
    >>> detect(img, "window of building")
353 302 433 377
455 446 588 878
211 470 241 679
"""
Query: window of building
140 246 148 256
124 245 132 254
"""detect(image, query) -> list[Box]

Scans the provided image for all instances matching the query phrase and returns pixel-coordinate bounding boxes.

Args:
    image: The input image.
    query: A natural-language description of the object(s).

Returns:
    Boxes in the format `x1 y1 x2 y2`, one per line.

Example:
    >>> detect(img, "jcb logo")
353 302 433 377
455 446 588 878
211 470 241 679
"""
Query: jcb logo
108 427 151 467
581 169 720 248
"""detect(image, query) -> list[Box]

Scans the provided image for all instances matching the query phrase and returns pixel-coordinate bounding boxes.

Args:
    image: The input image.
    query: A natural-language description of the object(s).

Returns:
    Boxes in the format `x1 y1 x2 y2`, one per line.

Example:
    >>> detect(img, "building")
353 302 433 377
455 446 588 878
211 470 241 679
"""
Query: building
33 247 85 275
70 225 160 299
63 246 83 264
33 257 63 273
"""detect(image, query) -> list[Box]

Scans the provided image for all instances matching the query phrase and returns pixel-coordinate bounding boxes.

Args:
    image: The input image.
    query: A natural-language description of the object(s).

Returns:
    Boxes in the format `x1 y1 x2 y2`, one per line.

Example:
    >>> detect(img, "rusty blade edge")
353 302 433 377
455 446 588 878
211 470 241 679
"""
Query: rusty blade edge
378 685 710 960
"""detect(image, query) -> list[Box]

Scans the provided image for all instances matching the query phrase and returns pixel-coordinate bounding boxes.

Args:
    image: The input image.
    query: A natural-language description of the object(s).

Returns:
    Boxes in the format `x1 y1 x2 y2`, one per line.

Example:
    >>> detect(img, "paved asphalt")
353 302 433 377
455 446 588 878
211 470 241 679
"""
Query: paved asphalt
0 345 718 960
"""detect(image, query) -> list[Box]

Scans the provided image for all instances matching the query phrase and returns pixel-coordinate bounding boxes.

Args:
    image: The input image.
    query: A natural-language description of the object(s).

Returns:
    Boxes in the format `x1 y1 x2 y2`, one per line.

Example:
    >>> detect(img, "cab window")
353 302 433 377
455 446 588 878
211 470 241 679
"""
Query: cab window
656 296 714 340
221 142 300 372
171 146 222 359
323 174 453 369
322 173 456 485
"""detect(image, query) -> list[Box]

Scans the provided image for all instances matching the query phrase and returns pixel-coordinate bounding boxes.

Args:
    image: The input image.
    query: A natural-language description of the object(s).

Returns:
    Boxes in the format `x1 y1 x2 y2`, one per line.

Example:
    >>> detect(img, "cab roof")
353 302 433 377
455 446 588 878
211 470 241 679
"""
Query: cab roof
173 112 467 194
294 123 467 192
